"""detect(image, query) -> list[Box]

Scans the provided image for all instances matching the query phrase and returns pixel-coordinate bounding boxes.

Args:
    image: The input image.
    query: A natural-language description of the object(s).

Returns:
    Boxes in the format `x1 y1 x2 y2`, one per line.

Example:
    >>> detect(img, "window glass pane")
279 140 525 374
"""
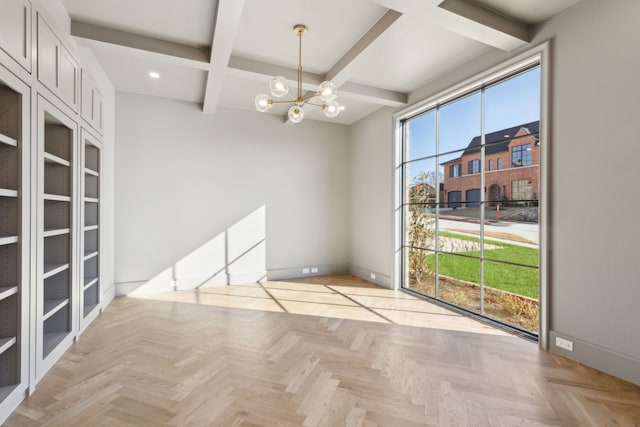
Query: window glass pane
405 158 438 251
485 67 540 134
439 92 481 154
483 260 539 332
437 253 480 312
406 248 436 297
405 110 436 161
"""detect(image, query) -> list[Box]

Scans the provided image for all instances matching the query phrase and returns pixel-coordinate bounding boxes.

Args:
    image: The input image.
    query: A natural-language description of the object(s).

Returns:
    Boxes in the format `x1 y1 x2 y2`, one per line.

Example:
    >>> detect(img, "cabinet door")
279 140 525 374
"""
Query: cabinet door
37 16 58 93
80 71 92 124
0 0 32 72
58 46 78 110
92 90 103 133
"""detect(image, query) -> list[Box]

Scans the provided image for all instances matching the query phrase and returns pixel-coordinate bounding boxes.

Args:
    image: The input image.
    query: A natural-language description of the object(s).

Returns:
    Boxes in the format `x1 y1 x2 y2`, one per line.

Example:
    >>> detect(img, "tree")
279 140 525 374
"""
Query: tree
407 171 436 283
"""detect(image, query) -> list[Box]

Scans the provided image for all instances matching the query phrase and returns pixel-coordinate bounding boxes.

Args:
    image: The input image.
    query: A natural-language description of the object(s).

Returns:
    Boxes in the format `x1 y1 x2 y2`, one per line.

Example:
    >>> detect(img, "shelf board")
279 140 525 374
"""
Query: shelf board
84 277 98 291
43 331 69 356
84 251 99 261
0 188 18 198
83 302 99 317
43 228 70 238
0 336 17 355
43 263 70 279
84 225 99 231
44 152 70 167
0 132 17 147
44 193 71 202
0 286 18 301
84 197 99 204
84 167 99 177
0 235 19 246
43 298 70 321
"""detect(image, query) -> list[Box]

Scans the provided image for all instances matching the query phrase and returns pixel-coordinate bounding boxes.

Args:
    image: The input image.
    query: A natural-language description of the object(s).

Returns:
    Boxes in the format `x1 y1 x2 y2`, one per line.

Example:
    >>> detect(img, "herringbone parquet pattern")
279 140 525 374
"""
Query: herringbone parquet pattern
4 275 640 426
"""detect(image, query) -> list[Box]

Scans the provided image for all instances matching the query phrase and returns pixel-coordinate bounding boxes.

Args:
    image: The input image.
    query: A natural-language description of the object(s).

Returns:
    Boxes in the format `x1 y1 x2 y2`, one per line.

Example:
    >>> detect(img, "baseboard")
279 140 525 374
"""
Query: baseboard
102 283 116 305
267 264 348 281
549 330 640 386
349 264 392 289
115 271 269 296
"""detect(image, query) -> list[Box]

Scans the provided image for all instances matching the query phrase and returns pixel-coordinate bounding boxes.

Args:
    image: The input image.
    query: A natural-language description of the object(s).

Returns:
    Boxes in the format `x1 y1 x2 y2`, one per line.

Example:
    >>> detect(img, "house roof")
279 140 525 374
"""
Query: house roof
463 121 540 156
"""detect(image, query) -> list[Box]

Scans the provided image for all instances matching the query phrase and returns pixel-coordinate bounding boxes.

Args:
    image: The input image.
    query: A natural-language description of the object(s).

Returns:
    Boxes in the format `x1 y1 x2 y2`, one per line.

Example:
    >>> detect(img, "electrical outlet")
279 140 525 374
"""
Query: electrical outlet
370 273 376 280
169 280 177 288
302 268 310 274
555 337 573 352
311 267 318 273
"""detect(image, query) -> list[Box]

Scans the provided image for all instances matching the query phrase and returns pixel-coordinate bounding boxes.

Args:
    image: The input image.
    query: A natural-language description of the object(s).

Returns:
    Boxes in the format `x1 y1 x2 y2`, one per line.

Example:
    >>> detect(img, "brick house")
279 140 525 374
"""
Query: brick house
441 121 539 208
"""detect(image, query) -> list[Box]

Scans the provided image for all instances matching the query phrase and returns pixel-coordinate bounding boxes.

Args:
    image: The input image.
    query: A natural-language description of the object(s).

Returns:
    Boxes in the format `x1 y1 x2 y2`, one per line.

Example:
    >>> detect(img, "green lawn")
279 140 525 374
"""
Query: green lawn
425 232 539 298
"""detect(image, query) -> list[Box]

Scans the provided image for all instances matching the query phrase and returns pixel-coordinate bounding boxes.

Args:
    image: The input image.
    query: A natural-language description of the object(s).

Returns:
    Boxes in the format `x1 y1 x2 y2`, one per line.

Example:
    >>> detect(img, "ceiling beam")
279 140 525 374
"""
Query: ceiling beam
437 0 530 50
370 0 530 51
326 9 403 87
228 56 407 107
70 21 210 70
202 0 246 114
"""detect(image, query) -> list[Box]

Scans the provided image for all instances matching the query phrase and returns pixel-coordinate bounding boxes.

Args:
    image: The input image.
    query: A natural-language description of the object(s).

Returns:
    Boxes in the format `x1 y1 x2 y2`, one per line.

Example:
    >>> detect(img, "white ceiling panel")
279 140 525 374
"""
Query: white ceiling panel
233 0 389 74
470 0 582 24
92 49 208 103
61 0 217 47
347 16 492 93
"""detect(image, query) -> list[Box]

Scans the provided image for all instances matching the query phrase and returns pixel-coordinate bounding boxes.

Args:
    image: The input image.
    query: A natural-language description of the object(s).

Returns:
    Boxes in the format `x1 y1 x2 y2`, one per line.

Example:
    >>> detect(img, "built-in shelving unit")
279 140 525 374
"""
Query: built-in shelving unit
0 66 29 417
37 97 77 375
80 130 101 328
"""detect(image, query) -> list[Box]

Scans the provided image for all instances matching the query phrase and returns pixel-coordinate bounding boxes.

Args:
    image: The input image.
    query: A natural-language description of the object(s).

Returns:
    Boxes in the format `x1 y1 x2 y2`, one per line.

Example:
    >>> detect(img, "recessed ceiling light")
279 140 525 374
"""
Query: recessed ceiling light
149 71 160 79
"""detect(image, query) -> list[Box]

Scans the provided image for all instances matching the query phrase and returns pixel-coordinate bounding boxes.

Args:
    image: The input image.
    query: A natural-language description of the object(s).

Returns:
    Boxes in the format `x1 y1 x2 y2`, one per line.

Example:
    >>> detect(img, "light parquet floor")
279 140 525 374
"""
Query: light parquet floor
5 275 640 426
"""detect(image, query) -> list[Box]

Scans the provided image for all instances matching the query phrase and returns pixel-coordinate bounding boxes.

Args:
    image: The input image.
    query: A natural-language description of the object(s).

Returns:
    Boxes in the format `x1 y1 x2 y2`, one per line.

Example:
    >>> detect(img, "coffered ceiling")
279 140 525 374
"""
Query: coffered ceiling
61 0 581 124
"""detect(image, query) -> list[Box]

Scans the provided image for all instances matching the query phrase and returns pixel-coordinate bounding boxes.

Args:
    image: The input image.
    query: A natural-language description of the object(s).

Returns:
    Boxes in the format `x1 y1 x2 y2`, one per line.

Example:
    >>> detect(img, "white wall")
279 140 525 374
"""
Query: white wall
115 93 350 294
348 0 640 384
348 107 395 287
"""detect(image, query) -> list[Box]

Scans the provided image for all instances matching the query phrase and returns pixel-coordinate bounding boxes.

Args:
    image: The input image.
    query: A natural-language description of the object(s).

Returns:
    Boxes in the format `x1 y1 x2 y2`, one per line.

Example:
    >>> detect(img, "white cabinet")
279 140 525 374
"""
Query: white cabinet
36 96 78 379
81 71 104 134
37 15 78 112
0 0 32 72
0 64 30 419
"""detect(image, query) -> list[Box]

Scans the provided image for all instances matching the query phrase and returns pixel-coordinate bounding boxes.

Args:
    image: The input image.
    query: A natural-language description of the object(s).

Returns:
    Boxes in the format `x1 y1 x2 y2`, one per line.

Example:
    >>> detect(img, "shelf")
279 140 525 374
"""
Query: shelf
0 236 18 246
84 167 99 177
84 197 99 204
0 286 18 301
44 194 71 202
83 251 98 261
42 332 69 356
0 336 17 356
43 298 69 321
84 225 99 231
84 277 98 291
43 263 69 279
0 132 17 147
0 188 18 198
44 152 70 167
43 228 70 238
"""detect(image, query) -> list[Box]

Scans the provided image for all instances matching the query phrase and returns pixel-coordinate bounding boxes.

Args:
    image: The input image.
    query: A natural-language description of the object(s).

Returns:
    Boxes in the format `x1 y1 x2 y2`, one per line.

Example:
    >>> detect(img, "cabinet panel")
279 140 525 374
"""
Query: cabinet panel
0 0 32 71
58 47 78 110
36 15 79 112
80 70 104 134
37 16 58 92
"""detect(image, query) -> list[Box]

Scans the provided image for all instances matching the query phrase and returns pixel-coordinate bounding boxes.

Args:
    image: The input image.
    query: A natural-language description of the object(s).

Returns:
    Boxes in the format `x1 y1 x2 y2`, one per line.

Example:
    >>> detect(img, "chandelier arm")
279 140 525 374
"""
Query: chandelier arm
305 101 325 108
270 100 296 105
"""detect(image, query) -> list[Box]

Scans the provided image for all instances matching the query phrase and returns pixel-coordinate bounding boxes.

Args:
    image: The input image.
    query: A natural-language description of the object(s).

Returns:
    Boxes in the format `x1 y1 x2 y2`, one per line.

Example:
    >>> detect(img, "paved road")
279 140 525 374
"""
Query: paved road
438 218 539 246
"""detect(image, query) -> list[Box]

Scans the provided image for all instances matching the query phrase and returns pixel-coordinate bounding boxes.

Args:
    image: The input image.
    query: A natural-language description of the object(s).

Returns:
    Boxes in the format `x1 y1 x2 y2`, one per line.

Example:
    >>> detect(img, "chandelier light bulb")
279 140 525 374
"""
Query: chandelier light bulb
270 76 289 98
318 81 338 102
323 100 341 118
288 105 305 123
255 94 272 112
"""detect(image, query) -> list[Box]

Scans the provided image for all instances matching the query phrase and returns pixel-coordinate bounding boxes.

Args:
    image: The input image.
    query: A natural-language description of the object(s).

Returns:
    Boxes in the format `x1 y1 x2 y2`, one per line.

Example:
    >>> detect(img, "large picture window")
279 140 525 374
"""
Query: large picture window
401 63 542 336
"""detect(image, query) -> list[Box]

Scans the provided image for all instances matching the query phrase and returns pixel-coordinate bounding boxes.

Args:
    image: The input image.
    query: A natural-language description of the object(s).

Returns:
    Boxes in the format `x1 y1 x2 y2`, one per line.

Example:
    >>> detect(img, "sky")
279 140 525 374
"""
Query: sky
406 66 541 181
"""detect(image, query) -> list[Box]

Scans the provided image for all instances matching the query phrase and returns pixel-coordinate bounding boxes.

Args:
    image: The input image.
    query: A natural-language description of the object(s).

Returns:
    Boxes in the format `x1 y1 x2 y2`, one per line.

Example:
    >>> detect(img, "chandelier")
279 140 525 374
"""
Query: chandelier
255 24 342 123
